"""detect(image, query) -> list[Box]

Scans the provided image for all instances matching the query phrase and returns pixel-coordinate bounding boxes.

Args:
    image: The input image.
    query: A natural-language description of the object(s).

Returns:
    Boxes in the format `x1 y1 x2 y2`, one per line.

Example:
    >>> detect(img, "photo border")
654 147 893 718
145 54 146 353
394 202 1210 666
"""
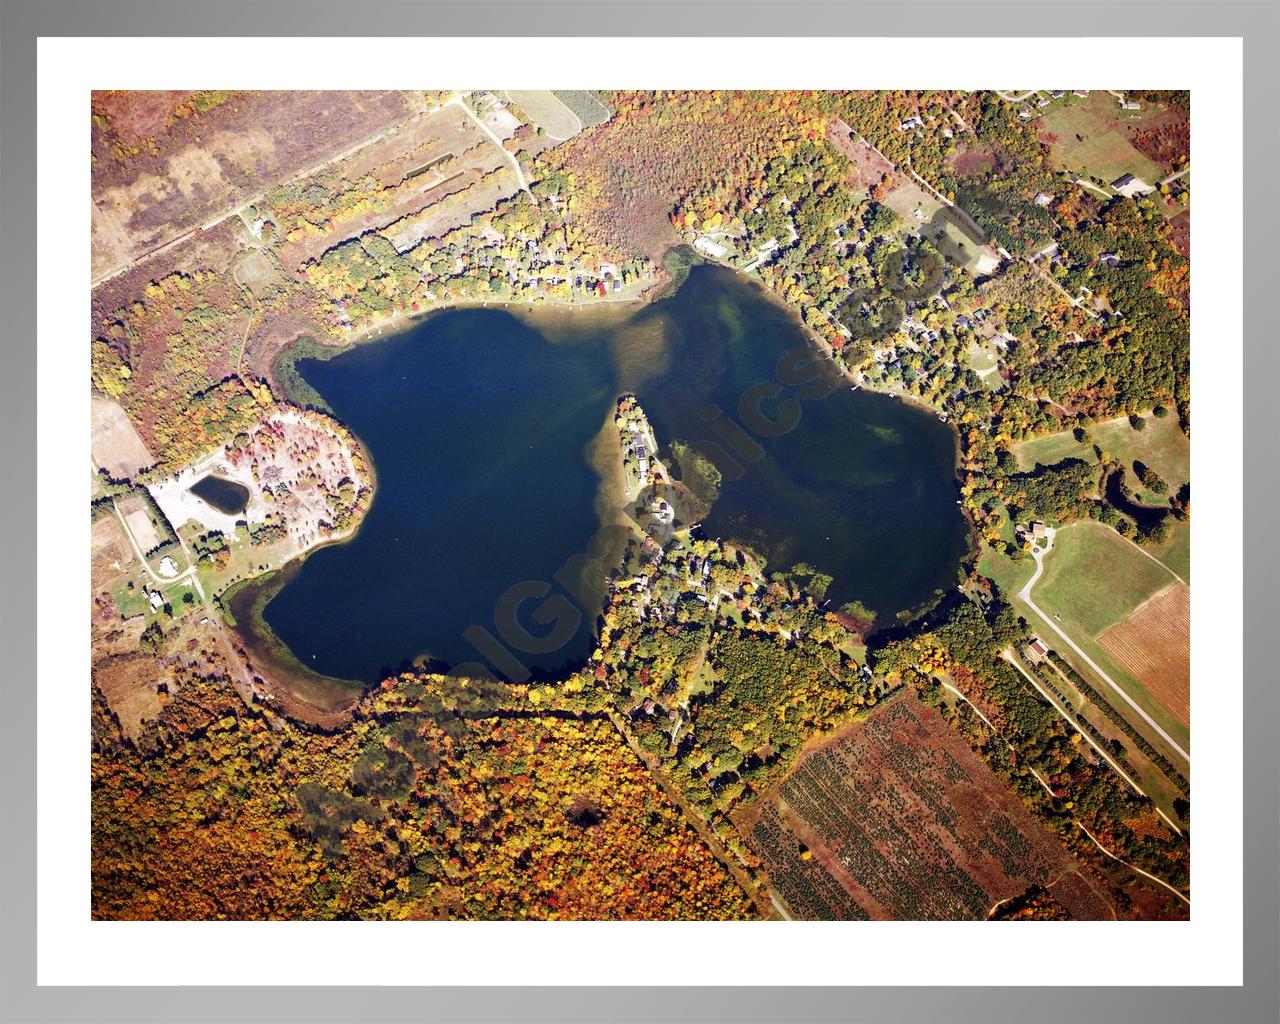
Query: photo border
2 1 1276 1021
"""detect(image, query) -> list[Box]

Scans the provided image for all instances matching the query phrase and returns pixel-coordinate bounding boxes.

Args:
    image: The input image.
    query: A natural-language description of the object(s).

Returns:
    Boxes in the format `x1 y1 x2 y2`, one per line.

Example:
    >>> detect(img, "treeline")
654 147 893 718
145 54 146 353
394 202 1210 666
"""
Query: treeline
1047 651 1189 796
872 601 1190 890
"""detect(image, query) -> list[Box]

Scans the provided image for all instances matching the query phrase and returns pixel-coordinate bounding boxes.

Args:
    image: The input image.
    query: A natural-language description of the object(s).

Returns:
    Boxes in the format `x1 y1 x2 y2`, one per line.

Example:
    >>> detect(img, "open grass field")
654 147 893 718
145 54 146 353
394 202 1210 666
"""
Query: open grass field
1014 412 1189 490
746 690 1117 920
1025 522 1190 755
1145 518 1190 582
1098 583 1190 729
1034 522 1177 638
1037 93 1165 186
502 90 582 141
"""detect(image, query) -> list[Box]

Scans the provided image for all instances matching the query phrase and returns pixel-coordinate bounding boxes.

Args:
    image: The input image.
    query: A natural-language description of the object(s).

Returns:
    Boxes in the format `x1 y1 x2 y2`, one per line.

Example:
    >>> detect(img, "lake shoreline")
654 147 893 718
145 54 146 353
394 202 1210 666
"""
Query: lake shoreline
249 259 974 720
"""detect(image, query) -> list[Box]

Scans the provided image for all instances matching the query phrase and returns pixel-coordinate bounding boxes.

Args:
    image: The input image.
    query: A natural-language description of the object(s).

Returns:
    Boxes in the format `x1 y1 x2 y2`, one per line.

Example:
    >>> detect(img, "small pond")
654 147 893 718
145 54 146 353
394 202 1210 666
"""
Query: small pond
189 474 251 516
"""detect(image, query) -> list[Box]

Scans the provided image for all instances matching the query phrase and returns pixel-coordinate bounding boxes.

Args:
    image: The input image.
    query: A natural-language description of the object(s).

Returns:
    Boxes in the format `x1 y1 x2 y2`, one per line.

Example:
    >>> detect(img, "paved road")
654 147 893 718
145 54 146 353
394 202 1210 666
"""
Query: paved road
1003 649 1183 836
1017 526 1191 765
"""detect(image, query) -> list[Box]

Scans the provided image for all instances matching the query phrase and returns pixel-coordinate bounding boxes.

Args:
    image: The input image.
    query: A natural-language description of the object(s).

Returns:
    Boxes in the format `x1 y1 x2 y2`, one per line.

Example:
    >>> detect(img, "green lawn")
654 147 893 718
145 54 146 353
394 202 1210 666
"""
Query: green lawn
980 516 1191 763
1145 519 1190 582
112 580 149 619
162 581 200 616
1014 412 1189 492
1039 93 1165 186
1033 522 1177 638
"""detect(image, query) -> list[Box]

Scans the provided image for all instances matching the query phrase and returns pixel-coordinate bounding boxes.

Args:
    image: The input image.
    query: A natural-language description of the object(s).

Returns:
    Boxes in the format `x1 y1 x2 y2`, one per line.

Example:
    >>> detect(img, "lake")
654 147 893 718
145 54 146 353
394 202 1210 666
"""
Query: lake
254 265 970 686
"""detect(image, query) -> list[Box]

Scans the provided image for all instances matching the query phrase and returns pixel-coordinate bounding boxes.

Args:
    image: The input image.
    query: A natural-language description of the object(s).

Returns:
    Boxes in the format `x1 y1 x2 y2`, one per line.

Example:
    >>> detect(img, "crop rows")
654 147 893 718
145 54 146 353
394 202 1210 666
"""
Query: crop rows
751 693 1093 919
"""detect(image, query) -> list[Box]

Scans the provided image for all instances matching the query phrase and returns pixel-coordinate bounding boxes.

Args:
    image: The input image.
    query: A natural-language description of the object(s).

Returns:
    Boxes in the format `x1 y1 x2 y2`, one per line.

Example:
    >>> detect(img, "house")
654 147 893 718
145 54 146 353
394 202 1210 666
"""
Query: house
1098 252 1121 268
1050 90 1066 98
1031 521 1048 540
1026 638 1050 663
1110 173 1155 198
1033 191 1055 207
1121 100 1140 111
148 591 164 613
898 116 924 131
1031 241 1059 260
1073 90 1090 98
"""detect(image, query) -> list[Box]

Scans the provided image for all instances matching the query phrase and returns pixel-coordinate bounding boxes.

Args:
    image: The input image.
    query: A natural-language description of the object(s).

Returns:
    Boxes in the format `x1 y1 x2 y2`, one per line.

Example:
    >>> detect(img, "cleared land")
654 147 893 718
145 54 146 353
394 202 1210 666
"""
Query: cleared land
1035 522 1177 639
503 91 582 141
1098 583 1190 729
1026 522 1189 754
122 504 164 554
827 122 894 191
1037 93 1165 186
746 691 1115 920
92 90 417 280
91 397 154 478
1014 412 1189 500
551 90 612 128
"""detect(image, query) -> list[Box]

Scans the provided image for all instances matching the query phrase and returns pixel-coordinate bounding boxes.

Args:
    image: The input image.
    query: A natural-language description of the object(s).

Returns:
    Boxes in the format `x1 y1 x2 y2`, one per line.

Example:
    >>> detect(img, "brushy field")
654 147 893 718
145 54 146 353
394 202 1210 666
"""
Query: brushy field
1098 583 1190 729
746 691 1116 920
1038 93 1165 185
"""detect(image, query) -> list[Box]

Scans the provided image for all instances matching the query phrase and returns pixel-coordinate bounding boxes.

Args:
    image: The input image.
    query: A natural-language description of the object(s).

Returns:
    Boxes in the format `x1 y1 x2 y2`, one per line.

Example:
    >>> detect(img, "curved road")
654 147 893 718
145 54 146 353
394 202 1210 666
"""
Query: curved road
447 94 532 197
1017 527 1190 765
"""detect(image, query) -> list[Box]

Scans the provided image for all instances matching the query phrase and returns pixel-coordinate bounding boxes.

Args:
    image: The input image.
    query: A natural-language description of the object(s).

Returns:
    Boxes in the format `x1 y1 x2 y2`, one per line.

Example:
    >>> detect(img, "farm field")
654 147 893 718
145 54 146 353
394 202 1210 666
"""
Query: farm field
1014 412 1189 499
1098 583 1190 729
502 90 582 140
1034 522 1178 638
1037 93 1166 186
551 90 612 128
1024 522 1190 756
746 691 1117 920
